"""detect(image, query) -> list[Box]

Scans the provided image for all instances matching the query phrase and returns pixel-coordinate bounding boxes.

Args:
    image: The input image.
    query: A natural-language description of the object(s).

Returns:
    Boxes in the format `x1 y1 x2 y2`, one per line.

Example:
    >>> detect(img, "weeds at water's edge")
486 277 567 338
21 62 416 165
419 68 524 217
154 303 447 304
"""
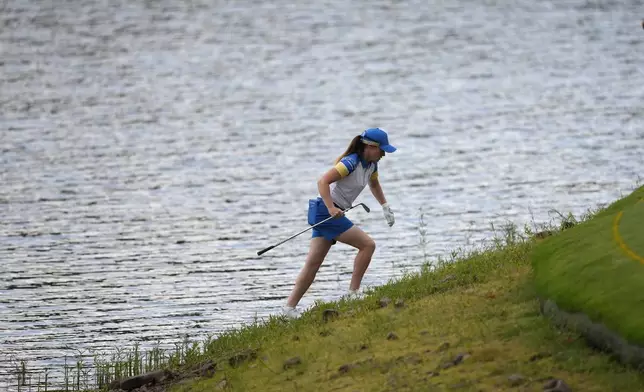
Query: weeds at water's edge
2 204 607 392
2 339 201 392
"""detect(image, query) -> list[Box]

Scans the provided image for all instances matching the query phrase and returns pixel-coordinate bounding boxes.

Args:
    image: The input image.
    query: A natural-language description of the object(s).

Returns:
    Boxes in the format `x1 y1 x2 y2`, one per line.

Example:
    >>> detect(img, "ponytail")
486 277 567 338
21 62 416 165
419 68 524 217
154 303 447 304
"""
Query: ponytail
334 135 365 164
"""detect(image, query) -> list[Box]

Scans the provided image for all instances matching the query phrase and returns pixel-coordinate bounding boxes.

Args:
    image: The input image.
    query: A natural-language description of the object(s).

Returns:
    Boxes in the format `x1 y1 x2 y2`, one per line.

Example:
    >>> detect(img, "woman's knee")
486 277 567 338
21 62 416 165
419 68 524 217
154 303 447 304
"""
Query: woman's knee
306 245 330 268
363 237 376 253
305 255 325 270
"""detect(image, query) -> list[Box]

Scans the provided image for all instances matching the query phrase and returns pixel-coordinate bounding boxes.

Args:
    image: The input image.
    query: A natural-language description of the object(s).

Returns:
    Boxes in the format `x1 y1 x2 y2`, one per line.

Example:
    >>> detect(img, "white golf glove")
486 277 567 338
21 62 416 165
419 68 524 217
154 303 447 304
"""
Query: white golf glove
382 203 395 227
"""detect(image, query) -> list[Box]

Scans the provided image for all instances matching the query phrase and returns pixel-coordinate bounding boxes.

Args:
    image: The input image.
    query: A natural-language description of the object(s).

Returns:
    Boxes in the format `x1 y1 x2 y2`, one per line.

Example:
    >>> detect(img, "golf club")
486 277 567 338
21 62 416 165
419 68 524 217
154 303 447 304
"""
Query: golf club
257 203 370 256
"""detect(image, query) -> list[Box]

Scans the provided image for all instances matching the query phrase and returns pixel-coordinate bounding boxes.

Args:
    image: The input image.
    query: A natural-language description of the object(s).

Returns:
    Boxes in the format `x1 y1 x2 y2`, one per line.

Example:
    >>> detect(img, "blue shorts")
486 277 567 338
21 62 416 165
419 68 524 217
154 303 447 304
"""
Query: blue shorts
308 197 354 242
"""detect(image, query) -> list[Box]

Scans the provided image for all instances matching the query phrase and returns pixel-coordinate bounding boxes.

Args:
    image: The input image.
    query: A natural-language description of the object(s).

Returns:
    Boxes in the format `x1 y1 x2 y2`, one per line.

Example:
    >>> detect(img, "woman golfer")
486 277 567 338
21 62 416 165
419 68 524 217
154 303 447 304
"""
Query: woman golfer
283 128 396 318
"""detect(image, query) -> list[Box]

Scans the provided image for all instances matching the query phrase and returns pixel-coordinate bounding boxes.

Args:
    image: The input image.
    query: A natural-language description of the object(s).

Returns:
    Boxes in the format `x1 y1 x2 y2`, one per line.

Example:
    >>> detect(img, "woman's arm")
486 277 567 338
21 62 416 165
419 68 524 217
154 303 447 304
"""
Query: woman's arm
370 177 395 227
318 167 344 217
368 177 387 205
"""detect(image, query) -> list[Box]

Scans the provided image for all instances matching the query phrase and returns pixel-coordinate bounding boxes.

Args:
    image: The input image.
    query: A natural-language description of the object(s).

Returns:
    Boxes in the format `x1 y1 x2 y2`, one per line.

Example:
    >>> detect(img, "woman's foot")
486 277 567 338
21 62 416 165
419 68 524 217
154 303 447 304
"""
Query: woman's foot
282 305 300 319
346 289 365 300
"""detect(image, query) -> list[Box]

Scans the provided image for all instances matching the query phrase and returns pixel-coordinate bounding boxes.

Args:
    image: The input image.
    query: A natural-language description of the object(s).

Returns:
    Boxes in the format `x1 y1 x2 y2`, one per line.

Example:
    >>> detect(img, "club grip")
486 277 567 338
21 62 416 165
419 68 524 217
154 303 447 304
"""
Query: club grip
257 245 274 256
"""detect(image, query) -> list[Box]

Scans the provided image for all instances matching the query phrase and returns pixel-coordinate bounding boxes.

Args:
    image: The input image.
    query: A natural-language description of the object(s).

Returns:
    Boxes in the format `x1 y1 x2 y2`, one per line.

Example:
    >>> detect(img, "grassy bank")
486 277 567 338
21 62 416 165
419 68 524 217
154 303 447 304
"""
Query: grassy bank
532 185 644 347
176 266 644 391
159 190 644 391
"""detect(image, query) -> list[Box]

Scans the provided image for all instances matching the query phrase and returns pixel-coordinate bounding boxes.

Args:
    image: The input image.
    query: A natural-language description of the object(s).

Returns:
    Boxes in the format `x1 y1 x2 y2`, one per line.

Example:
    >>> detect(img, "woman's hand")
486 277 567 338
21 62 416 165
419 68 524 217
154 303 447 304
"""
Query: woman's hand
382 203 395 227
328 206 345 218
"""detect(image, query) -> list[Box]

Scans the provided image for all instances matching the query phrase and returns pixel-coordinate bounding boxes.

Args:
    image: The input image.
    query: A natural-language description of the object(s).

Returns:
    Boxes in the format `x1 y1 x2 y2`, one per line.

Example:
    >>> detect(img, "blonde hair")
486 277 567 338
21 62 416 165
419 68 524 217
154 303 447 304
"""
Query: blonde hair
334 135 366 164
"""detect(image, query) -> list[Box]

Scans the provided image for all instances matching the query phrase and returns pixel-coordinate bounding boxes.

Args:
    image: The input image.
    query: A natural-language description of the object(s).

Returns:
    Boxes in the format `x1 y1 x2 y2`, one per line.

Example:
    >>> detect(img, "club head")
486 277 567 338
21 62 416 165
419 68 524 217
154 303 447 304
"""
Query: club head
359 203 370 213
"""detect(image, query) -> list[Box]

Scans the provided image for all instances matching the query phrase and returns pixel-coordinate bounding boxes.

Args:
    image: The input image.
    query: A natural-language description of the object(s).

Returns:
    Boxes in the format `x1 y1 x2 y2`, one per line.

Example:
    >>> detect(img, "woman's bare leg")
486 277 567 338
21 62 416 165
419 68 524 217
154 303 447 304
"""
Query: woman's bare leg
335 226 376 291
286 237 333 307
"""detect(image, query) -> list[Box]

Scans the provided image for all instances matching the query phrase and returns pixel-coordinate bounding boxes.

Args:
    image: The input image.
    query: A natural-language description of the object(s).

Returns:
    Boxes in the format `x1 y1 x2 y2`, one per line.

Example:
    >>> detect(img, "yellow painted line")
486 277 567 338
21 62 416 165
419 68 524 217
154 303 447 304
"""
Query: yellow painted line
612 201 644 264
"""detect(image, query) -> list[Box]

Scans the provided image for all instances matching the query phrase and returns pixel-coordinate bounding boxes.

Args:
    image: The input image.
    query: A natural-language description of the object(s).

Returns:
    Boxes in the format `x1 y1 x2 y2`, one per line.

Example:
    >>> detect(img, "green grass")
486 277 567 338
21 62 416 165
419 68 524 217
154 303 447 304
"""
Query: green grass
532 185 644 345
172 260 644 391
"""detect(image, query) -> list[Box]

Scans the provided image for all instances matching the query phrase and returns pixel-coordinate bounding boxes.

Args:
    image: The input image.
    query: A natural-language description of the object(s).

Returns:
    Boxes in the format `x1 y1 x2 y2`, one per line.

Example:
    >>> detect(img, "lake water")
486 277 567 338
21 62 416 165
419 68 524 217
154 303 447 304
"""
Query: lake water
1 0 642 386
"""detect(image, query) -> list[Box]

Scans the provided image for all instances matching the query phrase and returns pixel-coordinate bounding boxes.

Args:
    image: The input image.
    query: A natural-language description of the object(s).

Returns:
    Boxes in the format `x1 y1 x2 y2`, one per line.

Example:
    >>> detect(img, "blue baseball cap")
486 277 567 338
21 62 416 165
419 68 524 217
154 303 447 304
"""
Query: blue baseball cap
361 128 397 153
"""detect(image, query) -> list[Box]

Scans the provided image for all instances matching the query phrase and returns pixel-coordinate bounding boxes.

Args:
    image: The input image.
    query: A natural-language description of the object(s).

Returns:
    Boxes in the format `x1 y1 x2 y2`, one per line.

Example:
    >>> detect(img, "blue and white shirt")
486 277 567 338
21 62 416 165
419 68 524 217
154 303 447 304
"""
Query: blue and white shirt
328 153 378 209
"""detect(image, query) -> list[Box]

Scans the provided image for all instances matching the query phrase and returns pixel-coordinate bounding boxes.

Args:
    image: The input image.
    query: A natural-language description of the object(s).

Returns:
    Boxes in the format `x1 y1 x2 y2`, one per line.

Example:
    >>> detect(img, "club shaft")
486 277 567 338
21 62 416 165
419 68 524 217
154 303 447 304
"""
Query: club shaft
256 204 365 256
265 214 335 249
